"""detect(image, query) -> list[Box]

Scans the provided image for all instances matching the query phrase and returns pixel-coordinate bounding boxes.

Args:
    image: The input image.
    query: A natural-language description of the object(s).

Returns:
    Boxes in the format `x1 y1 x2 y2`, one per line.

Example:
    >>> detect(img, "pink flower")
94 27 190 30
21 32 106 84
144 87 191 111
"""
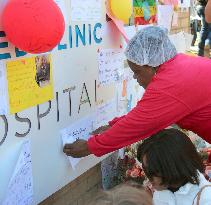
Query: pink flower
130 168 141 178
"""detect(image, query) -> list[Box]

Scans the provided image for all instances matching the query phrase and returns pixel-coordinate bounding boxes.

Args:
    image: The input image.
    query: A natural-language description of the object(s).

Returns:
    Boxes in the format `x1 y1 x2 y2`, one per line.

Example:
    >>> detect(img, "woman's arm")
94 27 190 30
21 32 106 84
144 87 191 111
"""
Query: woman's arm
205 0 211 23
88 89 191 157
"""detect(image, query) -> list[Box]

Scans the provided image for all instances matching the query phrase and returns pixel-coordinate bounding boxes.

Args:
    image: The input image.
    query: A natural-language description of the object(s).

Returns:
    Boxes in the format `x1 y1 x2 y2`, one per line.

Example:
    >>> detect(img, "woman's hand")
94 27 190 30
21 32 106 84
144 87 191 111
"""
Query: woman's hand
91 125 111 135
63 139 91 158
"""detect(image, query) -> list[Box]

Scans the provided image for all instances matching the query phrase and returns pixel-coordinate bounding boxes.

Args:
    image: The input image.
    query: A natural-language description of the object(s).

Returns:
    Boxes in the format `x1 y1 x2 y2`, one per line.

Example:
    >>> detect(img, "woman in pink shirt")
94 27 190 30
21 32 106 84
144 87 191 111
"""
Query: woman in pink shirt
63 26 211 158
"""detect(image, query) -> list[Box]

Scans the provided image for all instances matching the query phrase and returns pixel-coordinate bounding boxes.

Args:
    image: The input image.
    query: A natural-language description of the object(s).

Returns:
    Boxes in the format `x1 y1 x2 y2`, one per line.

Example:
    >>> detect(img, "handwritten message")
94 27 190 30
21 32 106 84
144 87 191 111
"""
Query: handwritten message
2 140 33 205
93 99 117 129
6 55 54 114
60 115 94 169
98 49 124 86
71 0 101 21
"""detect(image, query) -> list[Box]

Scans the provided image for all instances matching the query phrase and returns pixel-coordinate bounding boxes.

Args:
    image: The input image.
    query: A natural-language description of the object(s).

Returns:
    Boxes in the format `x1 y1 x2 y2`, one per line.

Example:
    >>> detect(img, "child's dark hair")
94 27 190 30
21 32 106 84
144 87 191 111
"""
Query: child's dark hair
137 128 204 187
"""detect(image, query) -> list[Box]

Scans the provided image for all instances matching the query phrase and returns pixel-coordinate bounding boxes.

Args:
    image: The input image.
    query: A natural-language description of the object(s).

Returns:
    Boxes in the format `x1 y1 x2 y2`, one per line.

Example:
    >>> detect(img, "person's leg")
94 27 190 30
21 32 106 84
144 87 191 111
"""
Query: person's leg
207 24 211 47
197 5 209 56
191 20 198 46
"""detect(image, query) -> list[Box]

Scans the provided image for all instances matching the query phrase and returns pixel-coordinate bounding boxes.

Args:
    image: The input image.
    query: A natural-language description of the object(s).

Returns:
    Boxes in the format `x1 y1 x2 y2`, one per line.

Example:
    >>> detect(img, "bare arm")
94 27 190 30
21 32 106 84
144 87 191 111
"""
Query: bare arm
205 0 211 23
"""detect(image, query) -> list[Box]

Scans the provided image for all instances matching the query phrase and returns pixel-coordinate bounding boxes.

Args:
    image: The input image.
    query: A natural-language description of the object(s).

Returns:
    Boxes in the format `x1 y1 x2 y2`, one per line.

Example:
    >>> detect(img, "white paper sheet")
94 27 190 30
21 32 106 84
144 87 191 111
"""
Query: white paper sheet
60 115 94 169
157 5 174 31
54 0 68 24
98 49 124 86
61 115 94 141
0 61 8 115
61 133 81 169
2 140 33 205
71 0 101 22
126 80 144 112
115 82 128 116
93 99 117 129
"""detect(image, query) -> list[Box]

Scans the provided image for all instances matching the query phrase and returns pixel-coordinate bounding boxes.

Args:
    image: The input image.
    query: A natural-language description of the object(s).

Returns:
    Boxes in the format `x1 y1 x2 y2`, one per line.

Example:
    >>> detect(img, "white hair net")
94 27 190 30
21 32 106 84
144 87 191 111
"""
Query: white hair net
125 26 177 67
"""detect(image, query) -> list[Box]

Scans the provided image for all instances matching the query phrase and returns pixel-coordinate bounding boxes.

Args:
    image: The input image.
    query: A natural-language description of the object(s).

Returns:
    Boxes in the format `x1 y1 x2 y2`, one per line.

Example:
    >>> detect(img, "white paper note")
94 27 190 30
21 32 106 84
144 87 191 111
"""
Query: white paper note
93 99 117 129
98 49 124 86
61 115 94 141
71 0 101 22
0 61 8 115
2 140 33 205
61 133 81 169
61 115 94 169
157 5 174 31
115 82 128 116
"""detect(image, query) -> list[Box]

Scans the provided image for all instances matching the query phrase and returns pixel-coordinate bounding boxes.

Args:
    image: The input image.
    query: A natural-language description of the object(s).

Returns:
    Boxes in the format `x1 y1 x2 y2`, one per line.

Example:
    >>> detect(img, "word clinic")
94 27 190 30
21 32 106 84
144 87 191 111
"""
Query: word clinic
0 81 98 146
0 23 102 60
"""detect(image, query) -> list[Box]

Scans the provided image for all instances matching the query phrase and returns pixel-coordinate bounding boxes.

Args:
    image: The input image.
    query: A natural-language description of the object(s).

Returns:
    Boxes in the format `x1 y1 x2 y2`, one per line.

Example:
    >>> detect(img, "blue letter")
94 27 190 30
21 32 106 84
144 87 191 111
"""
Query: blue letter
0 31 11 60
93 23 102 44
75 24 86 47
15 47 27 57
69 26 73 48
88 24 92 45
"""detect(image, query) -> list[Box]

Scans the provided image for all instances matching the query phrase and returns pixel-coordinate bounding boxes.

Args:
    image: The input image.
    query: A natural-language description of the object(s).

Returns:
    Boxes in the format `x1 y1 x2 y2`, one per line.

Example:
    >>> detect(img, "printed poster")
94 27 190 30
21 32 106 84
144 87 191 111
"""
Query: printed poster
6 54 54 114
133 0 157 25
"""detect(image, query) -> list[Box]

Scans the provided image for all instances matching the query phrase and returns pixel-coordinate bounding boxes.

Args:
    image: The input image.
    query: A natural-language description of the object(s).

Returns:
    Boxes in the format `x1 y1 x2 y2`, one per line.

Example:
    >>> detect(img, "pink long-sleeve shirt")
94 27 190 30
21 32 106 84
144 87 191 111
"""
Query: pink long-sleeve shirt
88 54 211 156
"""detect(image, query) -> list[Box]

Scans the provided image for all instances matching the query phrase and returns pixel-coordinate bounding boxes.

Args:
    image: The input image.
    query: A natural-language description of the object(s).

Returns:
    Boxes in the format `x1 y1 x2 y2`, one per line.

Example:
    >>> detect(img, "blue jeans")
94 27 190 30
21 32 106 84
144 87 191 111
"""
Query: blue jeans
191 19 198 46
196 5 211 56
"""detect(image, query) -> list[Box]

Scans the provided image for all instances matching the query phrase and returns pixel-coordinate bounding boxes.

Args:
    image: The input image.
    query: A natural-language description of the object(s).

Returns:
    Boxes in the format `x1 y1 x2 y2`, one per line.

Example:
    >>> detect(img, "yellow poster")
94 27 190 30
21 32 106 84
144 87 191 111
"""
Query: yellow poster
6 54 54 114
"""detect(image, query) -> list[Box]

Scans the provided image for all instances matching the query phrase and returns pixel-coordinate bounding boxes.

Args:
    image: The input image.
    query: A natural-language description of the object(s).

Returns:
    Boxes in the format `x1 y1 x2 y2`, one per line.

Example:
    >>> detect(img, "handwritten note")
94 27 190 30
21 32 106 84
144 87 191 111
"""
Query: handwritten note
93 99 117 129
60 115 94 141
2 140 33 205
61 133 81 169
71 0 101 21
98 49 124 86
6 55 54 114
60 115 94 169
115 82 128 116
0 61 8 115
